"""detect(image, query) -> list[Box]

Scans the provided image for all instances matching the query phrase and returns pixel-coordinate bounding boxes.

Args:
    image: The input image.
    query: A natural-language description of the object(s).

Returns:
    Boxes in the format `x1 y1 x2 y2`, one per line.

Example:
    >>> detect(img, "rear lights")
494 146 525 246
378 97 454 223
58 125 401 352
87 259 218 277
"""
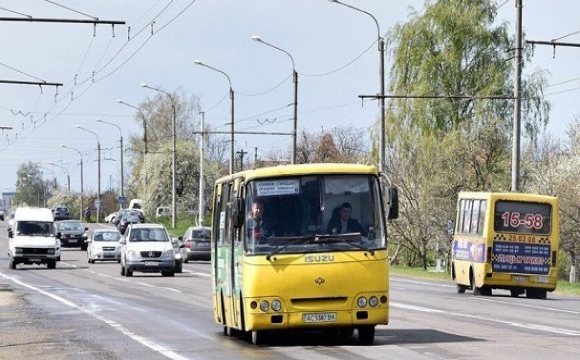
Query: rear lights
185 240 191 249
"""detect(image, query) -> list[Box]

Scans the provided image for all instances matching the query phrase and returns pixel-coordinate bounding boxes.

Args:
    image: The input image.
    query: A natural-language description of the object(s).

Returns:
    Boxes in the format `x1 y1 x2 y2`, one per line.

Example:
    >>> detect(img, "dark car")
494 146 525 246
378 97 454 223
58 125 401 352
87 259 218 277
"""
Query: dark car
53 206 71 221
117 213 143 235
56 220 88 250
180 226 211 261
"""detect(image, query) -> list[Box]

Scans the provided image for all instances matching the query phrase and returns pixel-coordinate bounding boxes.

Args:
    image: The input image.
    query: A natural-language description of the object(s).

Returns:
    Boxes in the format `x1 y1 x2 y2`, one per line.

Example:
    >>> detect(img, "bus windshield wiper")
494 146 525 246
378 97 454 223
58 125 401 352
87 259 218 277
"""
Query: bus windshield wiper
265 233 374 260
311 233 375 255
266 235 317 261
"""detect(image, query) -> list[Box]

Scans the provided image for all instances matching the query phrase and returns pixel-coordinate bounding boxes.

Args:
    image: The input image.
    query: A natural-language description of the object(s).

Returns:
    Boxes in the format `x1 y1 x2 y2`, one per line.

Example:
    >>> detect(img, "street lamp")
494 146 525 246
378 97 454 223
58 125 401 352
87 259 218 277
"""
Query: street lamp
140 83 177 228
251 35 298 164
76 125 101 223
61 144 84 220
329 0 385 172
194 59 235 174
116 99 148 156
48 162 70 192
96 118 124 208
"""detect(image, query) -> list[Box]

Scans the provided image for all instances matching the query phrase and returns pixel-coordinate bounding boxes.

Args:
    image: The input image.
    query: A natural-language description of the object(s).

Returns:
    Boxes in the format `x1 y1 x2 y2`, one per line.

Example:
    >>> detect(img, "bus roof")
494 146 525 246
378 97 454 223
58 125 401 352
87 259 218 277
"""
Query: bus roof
215 163 379 184
457 191 558 203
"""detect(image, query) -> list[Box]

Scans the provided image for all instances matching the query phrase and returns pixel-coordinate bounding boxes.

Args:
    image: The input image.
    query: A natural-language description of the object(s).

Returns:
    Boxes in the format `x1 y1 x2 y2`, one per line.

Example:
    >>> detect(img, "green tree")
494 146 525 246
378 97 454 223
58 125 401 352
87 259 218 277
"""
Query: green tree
384 0 550 268
13 162 50 207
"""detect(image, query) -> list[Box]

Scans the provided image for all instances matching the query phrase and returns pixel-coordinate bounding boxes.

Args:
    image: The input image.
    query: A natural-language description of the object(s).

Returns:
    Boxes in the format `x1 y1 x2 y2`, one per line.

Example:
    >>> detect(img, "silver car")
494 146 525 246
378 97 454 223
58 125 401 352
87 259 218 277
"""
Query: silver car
87 229 122 263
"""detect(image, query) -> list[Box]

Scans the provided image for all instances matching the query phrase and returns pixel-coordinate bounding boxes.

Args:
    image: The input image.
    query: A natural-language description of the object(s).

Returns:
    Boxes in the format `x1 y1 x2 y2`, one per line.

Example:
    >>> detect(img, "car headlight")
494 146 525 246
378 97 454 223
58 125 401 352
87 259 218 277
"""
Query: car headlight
174 252 182 260
127 250 140 259
162 249 175 259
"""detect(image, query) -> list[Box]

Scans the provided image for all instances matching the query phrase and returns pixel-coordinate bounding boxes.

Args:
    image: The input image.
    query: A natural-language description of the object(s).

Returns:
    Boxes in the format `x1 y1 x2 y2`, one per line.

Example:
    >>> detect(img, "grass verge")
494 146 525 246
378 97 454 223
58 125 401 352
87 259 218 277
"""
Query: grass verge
390 265 580 297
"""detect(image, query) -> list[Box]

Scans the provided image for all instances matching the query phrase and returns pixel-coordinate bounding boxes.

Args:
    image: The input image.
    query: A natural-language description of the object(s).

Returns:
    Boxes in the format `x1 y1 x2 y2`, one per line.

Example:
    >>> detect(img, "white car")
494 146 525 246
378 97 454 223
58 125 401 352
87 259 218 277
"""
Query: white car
120 223 175 277
87 229 122 263
105 212 118 223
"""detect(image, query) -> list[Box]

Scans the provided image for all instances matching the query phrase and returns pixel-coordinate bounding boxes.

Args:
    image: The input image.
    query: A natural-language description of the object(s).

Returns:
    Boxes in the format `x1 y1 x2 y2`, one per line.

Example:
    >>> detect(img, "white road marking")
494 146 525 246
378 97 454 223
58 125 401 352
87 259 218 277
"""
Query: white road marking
392 302 580 336
0 271 193 360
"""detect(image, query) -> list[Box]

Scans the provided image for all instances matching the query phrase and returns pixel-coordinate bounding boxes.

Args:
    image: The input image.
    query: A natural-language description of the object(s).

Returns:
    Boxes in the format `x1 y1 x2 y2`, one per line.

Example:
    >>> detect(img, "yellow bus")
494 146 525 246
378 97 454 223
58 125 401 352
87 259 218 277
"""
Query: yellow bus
210 163 398 345
451 191 559 299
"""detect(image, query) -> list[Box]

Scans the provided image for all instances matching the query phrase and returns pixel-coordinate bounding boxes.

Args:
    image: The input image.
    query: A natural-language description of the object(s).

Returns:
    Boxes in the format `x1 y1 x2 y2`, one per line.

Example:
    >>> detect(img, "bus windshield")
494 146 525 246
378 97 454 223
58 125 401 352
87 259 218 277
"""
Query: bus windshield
244 174 385 255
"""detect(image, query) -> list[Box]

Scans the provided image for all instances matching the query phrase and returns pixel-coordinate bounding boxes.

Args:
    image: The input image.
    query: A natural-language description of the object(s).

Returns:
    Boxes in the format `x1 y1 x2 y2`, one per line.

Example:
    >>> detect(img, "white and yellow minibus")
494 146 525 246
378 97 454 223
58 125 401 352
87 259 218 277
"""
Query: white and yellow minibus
210 163 398 345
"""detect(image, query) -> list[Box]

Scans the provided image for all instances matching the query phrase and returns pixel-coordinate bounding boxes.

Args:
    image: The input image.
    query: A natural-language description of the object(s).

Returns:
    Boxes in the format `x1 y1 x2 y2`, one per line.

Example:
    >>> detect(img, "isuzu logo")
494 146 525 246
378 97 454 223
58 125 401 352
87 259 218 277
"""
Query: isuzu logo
148 251 154 257
305 255 335 263
315 277 325 285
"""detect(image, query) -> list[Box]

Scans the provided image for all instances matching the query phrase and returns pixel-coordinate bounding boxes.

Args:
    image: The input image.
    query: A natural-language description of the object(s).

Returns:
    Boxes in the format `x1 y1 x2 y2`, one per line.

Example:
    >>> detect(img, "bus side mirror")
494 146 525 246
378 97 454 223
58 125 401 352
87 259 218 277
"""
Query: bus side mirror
387 187 399 220
232 197 245 228
447 220 455 236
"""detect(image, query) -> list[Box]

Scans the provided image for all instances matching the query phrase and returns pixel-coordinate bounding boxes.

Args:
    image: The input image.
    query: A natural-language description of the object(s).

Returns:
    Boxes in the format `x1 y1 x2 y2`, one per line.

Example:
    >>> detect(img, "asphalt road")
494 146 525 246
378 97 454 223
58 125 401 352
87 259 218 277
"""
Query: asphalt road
1 221 580 360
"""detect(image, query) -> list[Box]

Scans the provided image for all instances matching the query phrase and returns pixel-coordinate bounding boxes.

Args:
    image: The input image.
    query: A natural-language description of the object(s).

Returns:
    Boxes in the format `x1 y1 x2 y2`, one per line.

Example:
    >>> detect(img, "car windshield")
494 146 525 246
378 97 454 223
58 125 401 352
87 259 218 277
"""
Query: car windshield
59 222 84 231
129 228 168 242
17 221 54 236
242 174 385 256
94 231 120 241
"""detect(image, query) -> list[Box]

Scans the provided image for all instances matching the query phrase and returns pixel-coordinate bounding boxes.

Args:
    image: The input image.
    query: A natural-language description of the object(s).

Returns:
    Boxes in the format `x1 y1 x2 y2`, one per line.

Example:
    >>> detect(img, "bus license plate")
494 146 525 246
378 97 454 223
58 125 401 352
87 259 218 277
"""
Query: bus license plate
535 275 549 283
512 275 528 282
303 312 337 323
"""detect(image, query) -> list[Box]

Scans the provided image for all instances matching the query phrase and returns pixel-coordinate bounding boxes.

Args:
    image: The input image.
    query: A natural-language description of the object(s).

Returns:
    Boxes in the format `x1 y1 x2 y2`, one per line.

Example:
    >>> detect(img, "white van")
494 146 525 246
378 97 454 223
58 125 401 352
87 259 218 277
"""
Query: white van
8 207 60 269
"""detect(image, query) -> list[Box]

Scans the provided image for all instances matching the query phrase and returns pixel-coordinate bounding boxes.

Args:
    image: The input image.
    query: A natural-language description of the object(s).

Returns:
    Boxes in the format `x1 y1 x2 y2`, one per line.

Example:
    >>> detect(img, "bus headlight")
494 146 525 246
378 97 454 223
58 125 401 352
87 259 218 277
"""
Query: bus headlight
259 300 269 312
357 296 367 308
271 300 281 312
369 296 379 307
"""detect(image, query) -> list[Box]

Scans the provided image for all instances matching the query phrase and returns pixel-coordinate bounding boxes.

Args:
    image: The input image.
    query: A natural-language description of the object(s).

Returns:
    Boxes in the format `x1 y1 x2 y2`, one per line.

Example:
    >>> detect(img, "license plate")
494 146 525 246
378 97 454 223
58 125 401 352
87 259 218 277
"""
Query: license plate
29 258 41 262
68 239 78 243
303 312 337 323
144 261 159 266
535 275 549 284
512 275 528 282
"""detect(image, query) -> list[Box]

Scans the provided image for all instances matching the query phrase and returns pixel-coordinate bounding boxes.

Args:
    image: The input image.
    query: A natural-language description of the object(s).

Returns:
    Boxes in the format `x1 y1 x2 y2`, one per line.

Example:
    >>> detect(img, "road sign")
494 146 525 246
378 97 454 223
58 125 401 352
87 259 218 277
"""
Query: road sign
95 199 101 209
118 196 127 204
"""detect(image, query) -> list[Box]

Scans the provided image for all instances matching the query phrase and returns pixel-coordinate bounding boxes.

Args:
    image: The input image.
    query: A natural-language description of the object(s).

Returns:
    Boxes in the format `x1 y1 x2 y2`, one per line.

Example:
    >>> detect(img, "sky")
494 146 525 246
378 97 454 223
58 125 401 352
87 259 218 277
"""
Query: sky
1 0 580 202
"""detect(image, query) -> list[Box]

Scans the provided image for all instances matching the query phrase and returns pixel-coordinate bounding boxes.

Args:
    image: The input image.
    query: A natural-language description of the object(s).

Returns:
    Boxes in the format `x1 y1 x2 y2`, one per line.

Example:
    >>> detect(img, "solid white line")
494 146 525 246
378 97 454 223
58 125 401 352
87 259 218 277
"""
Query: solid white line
392 302 580 336
470 296 580 315
0 271 193 360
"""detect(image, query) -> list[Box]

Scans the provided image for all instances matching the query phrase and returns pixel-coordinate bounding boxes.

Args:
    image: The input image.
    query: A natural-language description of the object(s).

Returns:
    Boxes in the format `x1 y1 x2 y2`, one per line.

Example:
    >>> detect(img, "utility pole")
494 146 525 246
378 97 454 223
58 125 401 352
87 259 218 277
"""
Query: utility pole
512 0 523 192
237 149 247 171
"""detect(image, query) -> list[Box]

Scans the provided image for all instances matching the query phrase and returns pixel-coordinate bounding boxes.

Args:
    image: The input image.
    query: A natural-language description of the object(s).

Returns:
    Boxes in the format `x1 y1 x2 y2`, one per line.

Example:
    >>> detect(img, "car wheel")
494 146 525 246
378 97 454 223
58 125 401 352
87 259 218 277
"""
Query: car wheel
120 265 125 276
125 268 133 277
9 258 16 270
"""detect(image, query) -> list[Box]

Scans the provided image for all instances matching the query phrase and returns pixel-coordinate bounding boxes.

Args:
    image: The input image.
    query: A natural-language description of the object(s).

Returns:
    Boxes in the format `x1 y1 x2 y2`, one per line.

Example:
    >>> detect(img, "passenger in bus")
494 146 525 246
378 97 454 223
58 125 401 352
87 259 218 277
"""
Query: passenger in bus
247 199 276 243
326 202 366 236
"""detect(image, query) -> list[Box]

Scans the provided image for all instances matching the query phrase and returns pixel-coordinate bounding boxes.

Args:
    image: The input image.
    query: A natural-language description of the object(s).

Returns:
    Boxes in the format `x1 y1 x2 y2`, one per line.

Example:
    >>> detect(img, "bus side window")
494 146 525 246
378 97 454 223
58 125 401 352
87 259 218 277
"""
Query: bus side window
461 199 472 234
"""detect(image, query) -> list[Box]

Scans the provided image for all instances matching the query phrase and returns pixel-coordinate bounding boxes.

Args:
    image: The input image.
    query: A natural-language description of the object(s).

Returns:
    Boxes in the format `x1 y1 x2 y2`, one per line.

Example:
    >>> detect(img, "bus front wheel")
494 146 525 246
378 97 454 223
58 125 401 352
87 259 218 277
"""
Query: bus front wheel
358 326 375 345
457 284 468 293
251 330 263 345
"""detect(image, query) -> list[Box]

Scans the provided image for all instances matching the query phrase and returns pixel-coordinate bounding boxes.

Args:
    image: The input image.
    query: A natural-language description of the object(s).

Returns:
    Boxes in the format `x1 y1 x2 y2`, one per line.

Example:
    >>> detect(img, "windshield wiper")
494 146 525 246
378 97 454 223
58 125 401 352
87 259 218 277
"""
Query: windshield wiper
265 233 375 260
308 233 375 255
266 235 317 261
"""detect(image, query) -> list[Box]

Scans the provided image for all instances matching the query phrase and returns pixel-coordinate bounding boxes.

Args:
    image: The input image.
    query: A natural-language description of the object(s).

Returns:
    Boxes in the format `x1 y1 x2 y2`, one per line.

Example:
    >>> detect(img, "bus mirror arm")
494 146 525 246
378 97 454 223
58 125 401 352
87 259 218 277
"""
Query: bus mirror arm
387 187 399 220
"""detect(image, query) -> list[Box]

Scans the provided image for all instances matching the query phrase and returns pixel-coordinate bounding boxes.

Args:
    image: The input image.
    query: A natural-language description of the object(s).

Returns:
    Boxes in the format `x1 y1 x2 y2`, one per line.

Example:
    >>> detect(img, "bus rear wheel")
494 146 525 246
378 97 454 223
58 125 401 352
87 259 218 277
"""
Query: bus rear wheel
526 288 547 299
357 326 375 345
510 289 524 297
